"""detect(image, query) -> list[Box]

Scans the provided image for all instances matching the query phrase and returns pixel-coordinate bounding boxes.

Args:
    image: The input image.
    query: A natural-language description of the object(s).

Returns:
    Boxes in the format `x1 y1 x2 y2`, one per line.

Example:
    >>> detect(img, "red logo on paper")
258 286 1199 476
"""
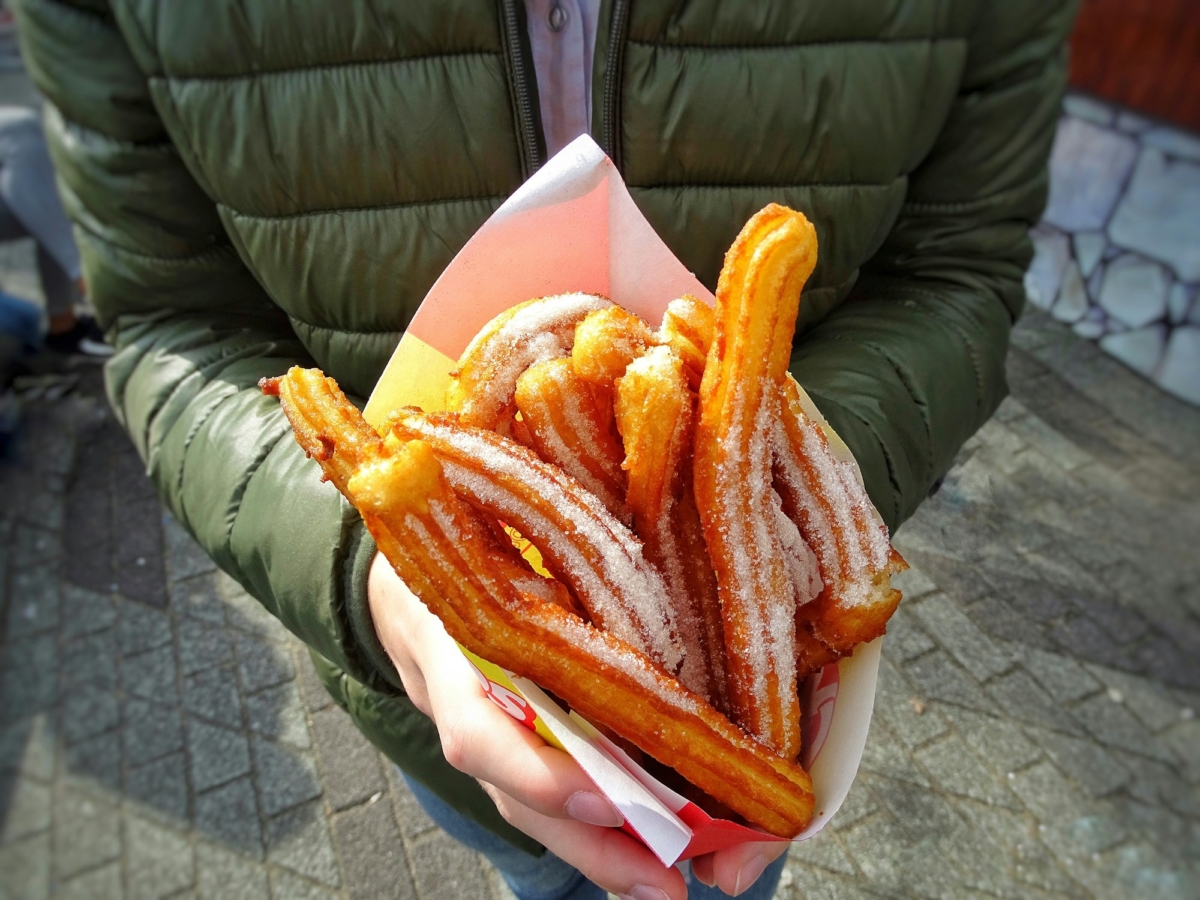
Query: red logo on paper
801 663 840 769
470 665 538 730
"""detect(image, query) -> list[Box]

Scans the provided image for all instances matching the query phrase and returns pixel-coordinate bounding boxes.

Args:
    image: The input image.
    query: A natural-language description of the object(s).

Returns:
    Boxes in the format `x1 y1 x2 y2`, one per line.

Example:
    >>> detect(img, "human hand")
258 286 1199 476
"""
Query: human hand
690 840 789 896
367 552 691 899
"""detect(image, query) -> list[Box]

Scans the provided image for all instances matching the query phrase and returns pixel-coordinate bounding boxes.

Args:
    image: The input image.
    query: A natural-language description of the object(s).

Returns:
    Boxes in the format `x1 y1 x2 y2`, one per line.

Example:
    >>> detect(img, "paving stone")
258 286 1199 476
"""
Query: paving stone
1044 118 1138 232
234 634 295 693
53 786 121 878
9 525 62 570
163 516 218 583
873 655 949 748
1161 719 1200 783
246 681 310 749
778 863 875 900
383 763 437 841
55 862 123 900
253 737 321 817
837 813 908 893
59 584 118 640
1025 225 1072 310
890 564 938 601
126 814 195 900
1086 665 1187 732
0 715 55 781
1049 614 1122 666
0 775 50 845
1100 324 1168 378
914 733 1015 807
408 828 494 900
1112 799 1197 862
222 580 289 643
825 778 878 833
265 800 341 888
310 705 386 812
177 618 233 675
1052 261 1089 324
932 704 1043 778
1075 692 1177 764
171 572 227 625
911 593 1012 681
195 776 263 858
784 828 857 876
1109 149 1200 281
267 869 341 900
1014 647 1102 703
123 698 184 767
0 832 49 900
1167 283 1195 326
187 719 251 792
195 840 269 900
59 630 119 694
858 717 929 787
184 666 243 728
1074 231 1107 279
59 685 120 745
1008 761 1090 826
988 669 1082 736
61 730 122 796
121 645 178 702
331 797 418 900
1158 325 1200 406
860 772 964 846
905 649 997 714
126 751 189 826
879 605 935 663
118 602 172 656
6 569 59 640
1024 726 1131 799
293 644 334 714
964 596 1057 651
0 634 57 722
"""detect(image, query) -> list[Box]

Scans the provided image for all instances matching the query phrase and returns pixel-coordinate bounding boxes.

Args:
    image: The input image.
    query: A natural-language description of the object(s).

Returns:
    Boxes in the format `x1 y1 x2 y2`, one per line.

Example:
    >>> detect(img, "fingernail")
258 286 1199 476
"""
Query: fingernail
733 855 769 896
564 790 623 827
619 887 670 900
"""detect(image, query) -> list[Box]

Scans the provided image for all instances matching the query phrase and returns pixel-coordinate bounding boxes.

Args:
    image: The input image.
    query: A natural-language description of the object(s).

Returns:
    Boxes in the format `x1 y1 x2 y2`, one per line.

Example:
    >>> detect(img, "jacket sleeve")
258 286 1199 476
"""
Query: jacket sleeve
789 0 1078 531
14 0 400 693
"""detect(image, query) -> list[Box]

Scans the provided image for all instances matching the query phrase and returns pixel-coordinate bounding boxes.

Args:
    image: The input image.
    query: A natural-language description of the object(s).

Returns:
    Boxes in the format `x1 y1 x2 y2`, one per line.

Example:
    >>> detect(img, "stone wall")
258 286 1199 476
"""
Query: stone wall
1026 92 1200 407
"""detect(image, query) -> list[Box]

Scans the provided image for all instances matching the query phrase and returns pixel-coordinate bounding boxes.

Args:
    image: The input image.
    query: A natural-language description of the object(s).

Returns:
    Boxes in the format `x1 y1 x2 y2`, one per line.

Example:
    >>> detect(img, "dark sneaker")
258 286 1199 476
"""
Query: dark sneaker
44 315 113 358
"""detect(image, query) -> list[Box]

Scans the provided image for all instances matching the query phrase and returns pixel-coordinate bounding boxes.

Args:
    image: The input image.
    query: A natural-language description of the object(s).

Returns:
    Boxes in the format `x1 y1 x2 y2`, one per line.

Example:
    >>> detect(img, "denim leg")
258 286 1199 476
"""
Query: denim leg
400 771 606 900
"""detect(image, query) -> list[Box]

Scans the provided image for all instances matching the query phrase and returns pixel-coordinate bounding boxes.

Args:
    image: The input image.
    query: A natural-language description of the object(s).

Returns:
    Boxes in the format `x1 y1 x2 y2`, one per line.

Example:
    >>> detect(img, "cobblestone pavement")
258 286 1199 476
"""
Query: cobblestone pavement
1 307 1196 900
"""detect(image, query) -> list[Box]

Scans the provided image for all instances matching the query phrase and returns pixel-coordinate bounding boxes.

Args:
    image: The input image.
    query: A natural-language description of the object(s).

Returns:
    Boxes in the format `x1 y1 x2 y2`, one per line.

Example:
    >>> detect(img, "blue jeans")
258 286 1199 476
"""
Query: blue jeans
401 772 788 900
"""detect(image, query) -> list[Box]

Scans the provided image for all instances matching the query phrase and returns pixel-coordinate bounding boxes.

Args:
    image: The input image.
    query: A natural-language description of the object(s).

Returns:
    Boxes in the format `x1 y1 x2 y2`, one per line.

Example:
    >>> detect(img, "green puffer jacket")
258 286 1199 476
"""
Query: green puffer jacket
16 0 1076 854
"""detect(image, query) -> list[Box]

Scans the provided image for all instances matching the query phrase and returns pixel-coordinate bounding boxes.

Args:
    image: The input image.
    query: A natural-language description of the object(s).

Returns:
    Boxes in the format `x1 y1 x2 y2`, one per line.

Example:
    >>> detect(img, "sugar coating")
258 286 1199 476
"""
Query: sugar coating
400 418 683 674
524 363 624 511
621 347 711 698
772 490 823 605
714 389 797 726
457 294 610 425
771 398 892 609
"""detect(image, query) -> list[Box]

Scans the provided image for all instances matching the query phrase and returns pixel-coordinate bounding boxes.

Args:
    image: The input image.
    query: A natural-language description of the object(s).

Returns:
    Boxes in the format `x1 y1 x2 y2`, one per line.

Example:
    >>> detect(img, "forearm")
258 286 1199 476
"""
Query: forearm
105 307 400 693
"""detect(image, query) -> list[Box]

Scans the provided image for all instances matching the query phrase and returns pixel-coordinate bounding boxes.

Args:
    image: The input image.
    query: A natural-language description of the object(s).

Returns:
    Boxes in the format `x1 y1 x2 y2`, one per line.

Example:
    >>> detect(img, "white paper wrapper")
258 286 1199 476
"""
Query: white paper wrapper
365 136 882 867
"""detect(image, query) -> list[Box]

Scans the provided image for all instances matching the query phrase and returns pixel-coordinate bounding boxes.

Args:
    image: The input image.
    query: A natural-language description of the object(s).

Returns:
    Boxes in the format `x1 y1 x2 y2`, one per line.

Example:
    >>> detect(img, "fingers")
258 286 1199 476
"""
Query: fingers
367 553 434 714
370 552 623 827
481 782 687 900
690 840 789 896
424 645 623 825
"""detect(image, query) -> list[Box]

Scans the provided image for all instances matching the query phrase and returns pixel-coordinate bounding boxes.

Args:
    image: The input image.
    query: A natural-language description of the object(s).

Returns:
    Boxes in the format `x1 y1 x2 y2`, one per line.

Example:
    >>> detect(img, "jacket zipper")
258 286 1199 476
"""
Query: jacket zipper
600 0 630 170
500 0 544 176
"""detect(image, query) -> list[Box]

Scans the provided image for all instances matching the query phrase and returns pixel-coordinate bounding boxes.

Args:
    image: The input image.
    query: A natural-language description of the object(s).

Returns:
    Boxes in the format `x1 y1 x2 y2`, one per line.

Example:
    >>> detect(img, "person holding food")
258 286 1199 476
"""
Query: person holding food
14 1 1079 898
